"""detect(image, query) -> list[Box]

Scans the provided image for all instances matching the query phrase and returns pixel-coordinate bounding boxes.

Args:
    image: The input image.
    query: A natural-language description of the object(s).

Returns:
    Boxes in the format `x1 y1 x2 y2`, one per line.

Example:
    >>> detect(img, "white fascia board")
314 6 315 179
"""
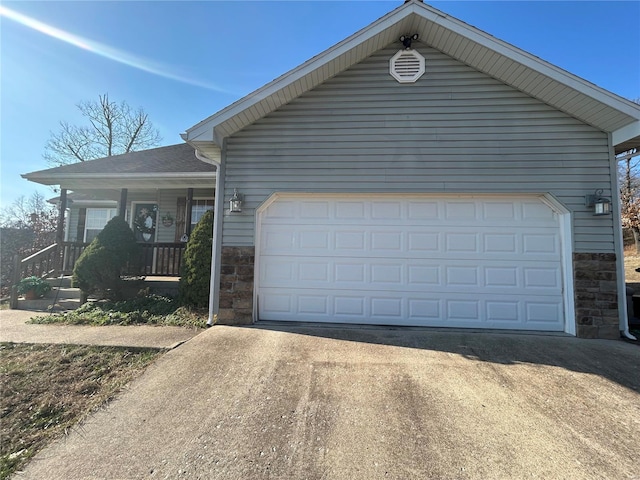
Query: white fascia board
613 121 640 146
23 171 215 186
67 200 119 207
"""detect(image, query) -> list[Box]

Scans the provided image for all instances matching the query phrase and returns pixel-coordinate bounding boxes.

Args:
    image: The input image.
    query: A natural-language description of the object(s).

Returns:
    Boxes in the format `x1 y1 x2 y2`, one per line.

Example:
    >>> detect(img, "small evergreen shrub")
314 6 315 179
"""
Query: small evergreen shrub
72 216 140 299
179 210 213 308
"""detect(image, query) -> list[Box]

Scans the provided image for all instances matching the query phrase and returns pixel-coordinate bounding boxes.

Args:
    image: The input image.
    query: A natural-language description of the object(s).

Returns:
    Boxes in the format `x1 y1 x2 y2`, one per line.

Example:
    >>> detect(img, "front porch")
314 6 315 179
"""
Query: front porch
10 247 183 310
60 241 186 277
18 142 216 279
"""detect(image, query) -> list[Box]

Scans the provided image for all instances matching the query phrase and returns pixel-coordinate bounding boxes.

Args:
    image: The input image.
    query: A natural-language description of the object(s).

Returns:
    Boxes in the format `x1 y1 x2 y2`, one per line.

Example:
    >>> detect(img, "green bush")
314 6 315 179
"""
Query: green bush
28 294 208 328
72 216 140 299
179 210 213 308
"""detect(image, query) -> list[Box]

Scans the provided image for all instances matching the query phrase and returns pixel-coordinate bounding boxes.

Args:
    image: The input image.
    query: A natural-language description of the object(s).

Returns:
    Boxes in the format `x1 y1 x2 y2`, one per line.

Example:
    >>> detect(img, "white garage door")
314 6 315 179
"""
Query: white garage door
257 194 565 331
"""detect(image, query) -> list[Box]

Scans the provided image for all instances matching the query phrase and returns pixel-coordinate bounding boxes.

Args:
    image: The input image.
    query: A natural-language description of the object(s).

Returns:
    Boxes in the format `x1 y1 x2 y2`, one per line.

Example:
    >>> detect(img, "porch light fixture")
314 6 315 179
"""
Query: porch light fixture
585 189 612 216
230 188 243 213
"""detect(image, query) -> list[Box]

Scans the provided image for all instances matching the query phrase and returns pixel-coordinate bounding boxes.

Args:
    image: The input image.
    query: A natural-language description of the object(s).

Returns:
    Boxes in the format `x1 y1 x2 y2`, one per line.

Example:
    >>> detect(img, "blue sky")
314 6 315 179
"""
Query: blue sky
1 1 639 209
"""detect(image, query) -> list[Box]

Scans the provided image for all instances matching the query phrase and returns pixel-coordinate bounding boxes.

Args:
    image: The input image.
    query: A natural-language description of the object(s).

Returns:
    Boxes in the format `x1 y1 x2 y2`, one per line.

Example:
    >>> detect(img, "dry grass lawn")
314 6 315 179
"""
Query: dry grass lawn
624 245 640 289
0 343 162 479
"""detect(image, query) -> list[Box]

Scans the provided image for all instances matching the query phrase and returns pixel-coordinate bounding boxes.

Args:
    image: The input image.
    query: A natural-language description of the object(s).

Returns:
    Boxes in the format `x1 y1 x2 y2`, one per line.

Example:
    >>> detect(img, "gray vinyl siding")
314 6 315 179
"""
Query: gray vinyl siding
223 45 613 252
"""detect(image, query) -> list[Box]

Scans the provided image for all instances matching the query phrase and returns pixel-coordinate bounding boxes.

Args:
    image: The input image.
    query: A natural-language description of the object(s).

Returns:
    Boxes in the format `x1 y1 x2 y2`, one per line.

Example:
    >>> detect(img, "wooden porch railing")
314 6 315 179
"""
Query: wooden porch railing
61 242 87 274
139 243 185 276
9 243 61 308
9 241 186 308
61 242 185 277
19 244 60 280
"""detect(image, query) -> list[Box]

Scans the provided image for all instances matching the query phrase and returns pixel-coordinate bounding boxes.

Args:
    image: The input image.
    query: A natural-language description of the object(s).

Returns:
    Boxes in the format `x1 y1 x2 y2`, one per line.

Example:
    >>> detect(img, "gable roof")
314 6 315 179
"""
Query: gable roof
23 143 215 190
182 0 640 158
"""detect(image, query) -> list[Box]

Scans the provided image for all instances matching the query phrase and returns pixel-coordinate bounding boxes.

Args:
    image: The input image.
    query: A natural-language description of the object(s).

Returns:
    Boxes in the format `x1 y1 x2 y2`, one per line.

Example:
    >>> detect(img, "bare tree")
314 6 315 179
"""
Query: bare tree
619 98 640 253
0 192 59 295
620 148 640 252
0 192 57 232
44 94 162 166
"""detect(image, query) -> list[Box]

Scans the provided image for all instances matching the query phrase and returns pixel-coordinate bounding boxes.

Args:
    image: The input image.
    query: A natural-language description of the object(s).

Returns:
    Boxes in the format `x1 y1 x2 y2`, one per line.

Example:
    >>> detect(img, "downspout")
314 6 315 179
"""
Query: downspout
610 138 637 340
194 148 224 327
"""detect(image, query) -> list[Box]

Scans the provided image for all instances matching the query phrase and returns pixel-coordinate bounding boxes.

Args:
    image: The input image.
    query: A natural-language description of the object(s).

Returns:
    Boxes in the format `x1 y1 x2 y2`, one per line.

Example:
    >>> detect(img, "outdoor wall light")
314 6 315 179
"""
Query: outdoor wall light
230 188 243 213
585 189 612 216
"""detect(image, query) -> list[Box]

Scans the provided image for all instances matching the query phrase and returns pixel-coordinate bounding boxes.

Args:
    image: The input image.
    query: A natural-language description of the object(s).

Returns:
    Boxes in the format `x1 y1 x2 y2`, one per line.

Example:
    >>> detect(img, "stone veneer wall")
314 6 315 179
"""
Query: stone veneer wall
573 253 620 339
218 246 255 325
216 247 622 338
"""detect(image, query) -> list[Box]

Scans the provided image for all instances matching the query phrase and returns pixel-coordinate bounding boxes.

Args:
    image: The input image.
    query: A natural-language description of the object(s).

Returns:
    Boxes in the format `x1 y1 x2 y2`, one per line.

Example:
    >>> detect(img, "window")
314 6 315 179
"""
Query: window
85 208 118 242
191 199 214 230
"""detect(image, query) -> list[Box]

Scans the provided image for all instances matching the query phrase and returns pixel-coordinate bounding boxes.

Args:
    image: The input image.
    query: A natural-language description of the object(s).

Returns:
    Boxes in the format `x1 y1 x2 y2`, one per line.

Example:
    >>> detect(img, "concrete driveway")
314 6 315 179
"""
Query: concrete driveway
19 324 640 479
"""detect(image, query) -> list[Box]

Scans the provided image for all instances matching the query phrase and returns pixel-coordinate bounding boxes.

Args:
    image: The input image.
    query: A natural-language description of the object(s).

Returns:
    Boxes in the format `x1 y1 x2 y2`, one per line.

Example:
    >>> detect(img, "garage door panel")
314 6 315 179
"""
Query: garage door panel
261 197 557 225
258 288 564 331
260 255 561 295
257 195 565 331
260 223 560 261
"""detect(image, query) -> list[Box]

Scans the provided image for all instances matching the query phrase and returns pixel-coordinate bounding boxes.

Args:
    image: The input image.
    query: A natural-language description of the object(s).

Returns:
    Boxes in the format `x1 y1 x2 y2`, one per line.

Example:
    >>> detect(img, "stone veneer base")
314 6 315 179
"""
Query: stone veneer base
215 247 622 339
573 252 620 340
217 246 255 325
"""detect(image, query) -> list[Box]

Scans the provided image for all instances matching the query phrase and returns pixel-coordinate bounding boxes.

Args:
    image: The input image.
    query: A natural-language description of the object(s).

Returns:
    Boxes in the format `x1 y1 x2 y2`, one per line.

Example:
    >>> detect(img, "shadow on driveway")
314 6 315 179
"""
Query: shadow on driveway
242 321 640 393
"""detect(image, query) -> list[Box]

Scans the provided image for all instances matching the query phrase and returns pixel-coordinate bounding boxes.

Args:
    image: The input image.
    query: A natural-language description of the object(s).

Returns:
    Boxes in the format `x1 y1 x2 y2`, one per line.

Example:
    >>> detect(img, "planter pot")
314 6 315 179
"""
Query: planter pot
162 219 173 227
24 290 38 300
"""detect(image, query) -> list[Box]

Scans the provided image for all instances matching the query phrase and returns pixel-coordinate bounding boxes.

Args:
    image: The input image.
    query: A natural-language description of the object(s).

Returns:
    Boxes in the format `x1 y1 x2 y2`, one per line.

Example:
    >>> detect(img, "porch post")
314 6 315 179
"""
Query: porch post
185 188 194 237
119 188 128 218
56 188 67 274
56 189 67 245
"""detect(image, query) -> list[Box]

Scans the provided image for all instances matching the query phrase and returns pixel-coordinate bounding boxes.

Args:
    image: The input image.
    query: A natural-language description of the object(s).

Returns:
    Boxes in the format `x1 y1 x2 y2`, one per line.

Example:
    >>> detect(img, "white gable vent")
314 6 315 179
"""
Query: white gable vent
390 49 425 83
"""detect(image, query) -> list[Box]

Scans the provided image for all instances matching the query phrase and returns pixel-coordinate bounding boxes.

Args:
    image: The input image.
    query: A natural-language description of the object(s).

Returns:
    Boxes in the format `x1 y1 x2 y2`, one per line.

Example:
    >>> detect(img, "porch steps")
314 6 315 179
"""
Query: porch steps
18 277 82 312
14 276 179 312
17 288 82 313
44 276 73 288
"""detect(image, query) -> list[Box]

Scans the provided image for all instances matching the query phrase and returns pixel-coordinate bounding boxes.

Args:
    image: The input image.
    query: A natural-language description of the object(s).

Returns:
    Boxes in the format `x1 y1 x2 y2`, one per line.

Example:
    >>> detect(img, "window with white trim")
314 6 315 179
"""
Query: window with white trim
191 199 214 230
85 208 118 242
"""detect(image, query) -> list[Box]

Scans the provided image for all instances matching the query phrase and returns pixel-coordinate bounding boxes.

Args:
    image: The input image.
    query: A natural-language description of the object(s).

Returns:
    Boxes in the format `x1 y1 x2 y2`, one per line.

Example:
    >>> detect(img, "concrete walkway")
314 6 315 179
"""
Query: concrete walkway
0 309 202 349
14 324 640 479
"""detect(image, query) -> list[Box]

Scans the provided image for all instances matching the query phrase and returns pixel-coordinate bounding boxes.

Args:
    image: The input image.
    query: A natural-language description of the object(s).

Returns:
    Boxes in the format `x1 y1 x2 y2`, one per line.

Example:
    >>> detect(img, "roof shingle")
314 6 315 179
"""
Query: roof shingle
26 143 214 176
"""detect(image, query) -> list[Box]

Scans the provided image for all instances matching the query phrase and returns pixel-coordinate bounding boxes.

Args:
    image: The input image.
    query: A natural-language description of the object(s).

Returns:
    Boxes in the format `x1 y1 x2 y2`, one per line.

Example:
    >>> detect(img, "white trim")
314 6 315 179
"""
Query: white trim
24 172 215 183
540 193 575 336
612 121 640 147
206 149 224 326
254 191 573 332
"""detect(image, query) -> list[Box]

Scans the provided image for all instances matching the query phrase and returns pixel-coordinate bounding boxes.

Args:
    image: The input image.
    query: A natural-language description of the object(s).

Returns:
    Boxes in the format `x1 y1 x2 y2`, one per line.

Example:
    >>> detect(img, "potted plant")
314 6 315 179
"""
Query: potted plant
15 276 52 300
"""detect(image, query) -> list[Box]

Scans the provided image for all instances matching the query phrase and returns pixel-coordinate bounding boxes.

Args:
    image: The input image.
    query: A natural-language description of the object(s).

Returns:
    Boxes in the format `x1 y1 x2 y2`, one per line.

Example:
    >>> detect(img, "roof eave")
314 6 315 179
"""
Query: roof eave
613 121 640 155
183 0 640 147
23 171 216 187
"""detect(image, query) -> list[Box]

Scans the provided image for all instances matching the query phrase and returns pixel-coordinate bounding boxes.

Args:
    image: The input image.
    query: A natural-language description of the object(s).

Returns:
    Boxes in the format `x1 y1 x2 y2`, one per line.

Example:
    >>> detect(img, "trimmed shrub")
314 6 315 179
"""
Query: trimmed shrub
72 216 140 299
179 210 213 308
